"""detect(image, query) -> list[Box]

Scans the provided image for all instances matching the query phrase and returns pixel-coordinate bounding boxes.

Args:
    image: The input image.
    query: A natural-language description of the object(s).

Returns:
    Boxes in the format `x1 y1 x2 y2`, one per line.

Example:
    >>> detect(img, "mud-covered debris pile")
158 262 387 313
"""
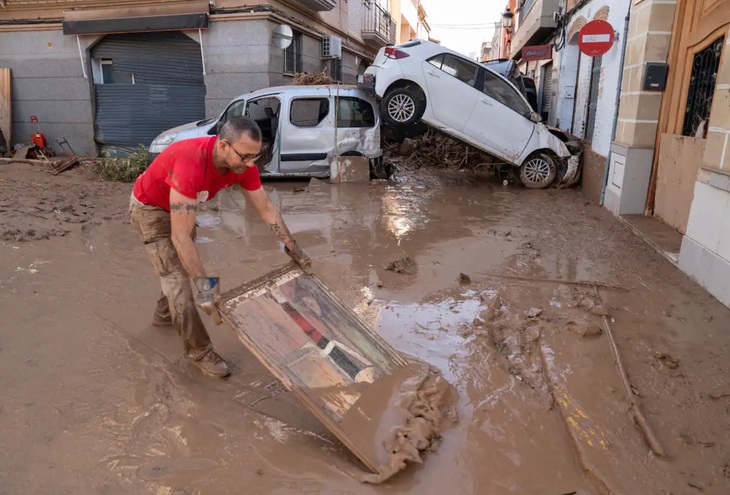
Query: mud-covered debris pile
384 130 505 171
291 70 333 85
360 366 457 484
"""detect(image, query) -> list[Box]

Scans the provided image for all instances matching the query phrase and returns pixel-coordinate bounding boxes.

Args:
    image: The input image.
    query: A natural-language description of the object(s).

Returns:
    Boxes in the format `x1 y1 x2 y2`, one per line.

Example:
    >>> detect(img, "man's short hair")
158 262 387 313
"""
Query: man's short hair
219 116 262 143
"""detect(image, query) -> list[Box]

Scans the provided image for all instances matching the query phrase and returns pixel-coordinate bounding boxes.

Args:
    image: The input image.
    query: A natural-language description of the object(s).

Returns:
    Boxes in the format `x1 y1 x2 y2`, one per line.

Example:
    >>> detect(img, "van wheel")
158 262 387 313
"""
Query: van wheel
520 153 556 189
381 88 425 127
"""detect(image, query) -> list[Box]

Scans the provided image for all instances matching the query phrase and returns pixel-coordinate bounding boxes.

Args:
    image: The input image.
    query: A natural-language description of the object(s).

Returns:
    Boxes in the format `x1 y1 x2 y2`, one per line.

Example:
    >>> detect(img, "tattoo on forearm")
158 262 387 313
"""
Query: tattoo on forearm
170 202 197 212
268 222 287 241
268 219 292 244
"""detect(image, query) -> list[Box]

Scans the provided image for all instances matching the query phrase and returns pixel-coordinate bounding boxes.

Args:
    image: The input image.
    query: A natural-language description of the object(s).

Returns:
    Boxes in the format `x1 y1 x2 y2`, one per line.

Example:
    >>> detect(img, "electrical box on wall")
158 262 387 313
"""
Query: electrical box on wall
643 62 669 91
322 35 342 59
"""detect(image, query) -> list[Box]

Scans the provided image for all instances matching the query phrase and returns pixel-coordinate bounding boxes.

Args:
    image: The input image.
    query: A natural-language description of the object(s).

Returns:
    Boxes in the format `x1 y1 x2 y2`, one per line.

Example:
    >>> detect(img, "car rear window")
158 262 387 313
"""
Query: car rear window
290 98 329 127
336 97 375 128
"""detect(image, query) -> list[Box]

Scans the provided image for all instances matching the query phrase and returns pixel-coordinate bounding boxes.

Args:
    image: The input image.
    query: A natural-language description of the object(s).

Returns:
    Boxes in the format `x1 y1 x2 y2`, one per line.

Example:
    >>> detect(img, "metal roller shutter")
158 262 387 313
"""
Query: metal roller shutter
91 32 206 155
541 62 553 118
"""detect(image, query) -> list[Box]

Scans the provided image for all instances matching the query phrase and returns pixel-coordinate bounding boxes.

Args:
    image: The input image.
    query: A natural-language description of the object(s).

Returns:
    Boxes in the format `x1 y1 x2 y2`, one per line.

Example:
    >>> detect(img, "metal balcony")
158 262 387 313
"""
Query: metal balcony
362 1 396 47
510 0 560 59
299 0 336 12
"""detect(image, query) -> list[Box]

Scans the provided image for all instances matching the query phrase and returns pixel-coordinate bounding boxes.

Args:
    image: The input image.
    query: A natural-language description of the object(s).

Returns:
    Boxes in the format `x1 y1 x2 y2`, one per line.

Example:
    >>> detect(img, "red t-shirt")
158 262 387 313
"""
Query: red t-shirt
133 136 262 211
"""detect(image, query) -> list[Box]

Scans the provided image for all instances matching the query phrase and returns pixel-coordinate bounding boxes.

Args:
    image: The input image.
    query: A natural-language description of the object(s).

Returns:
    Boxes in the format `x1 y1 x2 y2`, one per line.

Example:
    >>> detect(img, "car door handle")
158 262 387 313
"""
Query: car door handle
480 99 493 106
426 71 440 79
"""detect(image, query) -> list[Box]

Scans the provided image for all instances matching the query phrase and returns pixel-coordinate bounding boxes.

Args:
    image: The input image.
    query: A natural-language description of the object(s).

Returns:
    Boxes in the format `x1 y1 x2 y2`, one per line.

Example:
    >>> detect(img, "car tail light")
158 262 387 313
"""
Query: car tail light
384 47 410 59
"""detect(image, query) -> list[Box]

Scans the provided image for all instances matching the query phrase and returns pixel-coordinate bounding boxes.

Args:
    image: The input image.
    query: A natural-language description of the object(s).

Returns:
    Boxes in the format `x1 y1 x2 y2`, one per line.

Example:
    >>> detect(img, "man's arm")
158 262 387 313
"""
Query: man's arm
169 188 206 278
244 187 296 250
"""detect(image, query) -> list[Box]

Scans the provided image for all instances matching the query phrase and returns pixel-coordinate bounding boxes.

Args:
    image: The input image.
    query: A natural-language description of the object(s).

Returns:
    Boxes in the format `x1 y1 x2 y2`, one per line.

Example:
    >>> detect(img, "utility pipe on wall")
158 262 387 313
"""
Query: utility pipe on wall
600 2 632 205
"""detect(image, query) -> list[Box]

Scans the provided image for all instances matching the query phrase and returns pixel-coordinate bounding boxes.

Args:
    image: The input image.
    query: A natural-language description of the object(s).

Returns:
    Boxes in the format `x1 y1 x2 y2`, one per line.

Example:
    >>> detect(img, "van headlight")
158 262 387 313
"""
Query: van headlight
152 134 177 146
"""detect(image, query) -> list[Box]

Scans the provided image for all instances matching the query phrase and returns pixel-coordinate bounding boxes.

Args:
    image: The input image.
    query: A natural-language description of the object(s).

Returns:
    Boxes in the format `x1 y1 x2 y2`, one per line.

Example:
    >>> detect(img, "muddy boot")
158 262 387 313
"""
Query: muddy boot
189 349 231 379
152 315 173 326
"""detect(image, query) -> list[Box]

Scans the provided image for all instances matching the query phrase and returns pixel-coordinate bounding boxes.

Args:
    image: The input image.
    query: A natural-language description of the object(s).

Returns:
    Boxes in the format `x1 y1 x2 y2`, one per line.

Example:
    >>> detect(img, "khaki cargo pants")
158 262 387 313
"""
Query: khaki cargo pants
129 195 212 359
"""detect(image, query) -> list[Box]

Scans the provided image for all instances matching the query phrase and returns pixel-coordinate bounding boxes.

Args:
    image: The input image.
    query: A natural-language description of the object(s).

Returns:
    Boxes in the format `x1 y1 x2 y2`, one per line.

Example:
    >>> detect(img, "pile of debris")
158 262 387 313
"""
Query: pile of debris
1 143 83 175
291 70 333 85
383 129 505 172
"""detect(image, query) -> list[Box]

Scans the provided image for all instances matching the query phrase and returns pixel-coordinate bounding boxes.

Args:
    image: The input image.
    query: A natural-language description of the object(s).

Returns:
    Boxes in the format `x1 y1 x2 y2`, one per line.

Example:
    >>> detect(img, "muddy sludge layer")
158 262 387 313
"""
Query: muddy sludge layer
331 362 458 484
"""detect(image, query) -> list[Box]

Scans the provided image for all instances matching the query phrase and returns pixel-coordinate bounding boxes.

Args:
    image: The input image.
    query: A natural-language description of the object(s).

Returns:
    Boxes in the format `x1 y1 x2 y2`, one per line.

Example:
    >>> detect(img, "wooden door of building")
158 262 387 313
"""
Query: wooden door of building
649 0 730 233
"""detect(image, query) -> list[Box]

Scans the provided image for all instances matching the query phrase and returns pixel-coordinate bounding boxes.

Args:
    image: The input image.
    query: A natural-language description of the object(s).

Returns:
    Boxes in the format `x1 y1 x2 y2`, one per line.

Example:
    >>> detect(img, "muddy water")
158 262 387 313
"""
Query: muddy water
2 164 730 494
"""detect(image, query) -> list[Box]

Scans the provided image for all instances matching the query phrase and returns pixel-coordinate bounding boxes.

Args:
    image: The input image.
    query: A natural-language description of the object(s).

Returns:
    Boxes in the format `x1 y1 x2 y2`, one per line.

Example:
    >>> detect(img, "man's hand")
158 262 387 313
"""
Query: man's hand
285 242 313 274
192 276 223 325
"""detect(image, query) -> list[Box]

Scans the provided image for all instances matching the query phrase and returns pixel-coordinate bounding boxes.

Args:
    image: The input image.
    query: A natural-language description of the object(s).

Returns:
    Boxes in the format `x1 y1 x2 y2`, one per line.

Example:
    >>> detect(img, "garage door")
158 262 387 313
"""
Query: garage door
91 32 206 155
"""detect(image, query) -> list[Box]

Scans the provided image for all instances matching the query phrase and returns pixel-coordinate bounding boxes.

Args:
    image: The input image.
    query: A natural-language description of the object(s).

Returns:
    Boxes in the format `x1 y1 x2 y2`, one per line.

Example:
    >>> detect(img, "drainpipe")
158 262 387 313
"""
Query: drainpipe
599 3 631 205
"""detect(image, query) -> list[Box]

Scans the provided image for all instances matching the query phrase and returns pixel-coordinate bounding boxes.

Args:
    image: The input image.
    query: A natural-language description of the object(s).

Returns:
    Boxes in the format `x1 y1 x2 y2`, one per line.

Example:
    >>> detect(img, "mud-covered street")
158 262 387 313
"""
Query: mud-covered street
1 162 730 495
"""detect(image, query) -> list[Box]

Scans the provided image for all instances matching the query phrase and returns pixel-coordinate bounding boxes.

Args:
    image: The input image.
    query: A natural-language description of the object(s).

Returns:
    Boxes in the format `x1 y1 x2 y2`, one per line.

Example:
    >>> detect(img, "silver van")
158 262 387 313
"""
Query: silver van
149 85 383 178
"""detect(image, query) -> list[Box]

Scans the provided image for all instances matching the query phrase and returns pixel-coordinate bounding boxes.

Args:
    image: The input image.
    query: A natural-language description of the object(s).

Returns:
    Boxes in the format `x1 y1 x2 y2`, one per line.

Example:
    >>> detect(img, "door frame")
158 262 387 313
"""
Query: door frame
645 0 730 214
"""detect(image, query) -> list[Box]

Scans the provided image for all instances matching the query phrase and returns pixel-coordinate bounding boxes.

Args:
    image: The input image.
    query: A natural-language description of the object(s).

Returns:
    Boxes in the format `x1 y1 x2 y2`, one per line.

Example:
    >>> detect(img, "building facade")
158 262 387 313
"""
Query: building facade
505 0 730 307
604 0 730 307
0 0 398 156
389 0 432 45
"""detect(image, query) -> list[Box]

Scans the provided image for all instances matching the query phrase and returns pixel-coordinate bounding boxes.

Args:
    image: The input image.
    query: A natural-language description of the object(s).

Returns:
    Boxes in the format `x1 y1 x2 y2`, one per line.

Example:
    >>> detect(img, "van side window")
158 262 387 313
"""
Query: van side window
336 97 375 128
482 69 532 119
290 98 330 127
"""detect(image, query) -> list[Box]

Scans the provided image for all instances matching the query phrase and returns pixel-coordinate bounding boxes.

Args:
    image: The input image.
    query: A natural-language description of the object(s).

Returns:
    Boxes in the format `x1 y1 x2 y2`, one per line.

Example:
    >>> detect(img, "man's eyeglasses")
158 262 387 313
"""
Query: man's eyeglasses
225 140 261 162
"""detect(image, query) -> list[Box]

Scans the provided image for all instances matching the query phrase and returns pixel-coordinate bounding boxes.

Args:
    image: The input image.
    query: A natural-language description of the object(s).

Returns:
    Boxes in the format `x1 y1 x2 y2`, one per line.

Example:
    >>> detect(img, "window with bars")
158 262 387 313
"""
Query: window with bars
682 36 724 138
326 58 342 82
284 31 303 74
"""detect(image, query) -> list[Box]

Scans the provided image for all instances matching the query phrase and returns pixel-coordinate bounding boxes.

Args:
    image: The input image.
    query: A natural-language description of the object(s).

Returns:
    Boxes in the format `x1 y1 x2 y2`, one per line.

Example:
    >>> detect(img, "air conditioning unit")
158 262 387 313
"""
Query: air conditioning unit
322 35 342 59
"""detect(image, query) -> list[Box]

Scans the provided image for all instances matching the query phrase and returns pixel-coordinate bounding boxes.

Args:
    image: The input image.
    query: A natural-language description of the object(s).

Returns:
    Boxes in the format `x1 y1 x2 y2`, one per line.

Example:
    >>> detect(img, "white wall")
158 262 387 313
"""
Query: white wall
556 41 579 131
555 0 631 155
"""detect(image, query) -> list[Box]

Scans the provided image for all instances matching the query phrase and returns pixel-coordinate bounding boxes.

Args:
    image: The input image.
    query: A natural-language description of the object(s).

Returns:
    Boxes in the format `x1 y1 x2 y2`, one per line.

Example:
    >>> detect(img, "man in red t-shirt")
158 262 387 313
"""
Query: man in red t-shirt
129 116 311 378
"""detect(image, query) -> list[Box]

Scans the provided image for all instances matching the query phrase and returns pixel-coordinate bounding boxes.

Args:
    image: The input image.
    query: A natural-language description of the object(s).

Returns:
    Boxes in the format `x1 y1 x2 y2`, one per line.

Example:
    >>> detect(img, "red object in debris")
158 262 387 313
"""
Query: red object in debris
30 115 47 148
578 20 615 57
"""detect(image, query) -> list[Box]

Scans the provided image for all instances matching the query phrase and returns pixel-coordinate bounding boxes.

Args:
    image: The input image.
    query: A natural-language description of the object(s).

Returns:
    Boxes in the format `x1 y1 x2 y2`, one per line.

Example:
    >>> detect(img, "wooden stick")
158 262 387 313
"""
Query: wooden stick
478 272 628 292
592 286 667 457
0 157 49 165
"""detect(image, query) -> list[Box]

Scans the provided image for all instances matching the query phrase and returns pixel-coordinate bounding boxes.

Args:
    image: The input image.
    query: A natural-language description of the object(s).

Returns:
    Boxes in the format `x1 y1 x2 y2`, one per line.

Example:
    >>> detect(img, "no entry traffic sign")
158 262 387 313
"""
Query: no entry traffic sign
578 20 615 57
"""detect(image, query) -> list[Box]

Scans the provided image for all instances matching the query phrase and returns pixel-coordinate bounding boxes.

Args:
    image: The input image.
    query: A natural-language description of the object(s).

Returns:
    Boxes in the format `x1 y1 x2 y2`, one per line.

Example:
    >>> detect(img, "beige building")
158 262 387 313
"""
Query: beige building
388 0 432 44
604 0 730 306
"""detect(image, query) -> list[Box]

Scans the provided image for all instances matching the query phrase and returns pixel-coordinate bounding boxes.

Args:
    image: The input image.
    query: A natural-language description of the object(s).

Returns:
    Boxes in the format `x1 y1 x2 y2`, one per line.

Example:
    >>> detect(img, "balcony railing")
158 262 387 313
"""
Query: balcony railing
299 0 336 11
518 0 537 25
362 1 396 46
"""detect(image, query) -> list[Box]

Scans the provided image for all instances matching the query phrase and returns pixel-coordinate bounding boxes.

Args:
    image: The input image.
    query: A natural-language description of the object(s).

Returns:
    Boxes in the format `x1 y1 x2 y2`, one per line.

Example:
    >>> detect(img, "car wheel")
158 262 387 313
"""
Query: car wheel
381 88 425 127
519 153 556 189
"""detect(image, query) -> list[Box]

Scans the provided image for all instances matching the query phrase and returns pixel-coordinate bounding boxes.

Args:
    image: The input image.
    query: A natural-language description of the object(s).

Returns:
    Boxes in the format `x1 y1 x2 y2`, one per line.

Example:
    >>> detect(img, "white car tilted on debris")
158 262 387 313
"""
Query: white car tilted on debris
358 39 582 188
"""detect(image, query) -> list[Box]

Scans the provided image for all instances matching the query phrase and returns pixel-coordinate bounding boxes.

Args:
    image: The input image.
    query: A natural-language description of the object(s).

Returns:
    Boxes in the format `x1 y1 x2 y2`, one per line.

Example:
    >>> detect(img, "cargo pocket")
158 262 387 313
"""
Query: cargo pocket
144 239 183 277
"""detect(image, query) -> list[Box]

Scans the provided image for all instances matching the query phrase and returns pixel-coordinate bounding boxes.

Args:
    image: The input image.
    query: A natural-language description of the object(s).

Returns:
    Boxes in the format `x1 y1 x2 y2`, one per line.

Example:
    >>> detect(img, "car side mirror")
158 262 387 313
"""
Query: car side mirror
530 111 542 123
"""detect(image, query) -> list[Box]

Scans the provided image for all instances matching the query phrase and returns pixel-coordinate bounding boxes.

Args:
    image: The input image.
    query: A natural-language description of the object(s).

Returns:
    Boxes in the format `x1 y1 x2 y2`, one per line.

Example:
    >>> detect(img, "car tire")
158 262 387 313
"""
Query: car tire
380 88 425 127
519 153 557 189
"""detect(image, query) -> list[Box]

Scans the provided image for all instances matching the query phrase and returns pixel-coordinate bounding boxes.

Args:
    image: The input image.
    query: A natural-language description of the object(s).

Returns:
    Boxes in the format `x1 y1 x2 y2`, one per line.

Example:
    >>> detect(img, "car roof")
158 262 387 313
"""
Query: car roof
230 84 366 101
403 39 515 80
